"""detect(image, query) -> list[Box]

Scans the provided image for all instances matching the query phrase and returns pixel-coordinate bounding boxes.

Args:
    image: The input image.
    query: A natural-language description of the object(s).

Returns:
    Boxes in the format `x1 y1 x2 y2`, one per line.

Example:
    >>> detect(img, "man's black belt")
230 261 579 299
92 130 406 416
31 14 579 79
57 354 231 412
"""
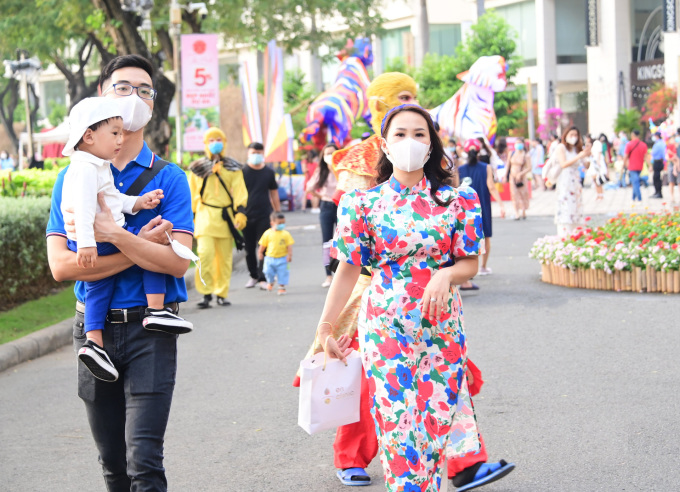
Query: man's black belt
75 301 179 324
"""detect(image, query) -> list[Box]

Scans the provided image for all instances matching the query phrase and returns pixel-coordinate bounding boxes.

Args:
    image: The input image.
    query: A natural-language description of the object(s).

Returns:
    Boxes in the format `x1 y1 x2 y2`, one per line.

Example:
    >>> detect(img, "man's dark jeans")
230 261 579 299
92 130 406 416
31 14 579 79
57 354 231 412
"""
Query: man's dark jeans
653 159 664 196
73 311 177 492
243 215 271 282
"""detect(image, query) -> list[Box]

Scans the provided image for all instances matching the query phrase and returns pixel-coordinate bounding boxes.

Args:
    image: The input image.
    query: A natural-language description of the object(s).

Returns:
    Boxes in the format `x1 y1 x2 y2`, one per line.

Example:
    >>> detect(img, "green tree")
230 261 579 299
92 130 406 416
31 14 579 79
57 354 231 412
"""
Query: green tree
416 10 525 137
614 108 643 135
283 69 318 134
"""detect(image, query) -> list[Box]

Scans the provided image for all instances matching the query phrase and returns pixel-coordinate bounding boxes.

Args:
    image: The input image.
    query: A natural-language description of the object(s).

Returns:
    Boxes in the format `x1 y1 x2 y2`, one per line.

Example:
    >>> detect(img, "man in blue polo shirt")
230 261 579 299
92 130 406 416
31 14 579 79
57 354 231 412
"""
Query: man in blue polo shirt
46 55 193 491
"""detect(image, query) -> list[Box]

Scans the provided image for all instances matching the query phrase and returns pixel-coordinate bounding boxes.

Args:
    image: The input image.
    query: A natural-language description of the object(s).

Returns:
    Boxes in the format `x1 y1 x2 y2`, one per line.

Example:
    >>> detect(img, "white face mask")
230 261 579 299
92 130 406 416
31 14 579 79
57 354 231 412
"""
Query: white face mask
118 95 152 132
165 232 206 286
566 136 578 146
323 155 333 165
382 137 431 173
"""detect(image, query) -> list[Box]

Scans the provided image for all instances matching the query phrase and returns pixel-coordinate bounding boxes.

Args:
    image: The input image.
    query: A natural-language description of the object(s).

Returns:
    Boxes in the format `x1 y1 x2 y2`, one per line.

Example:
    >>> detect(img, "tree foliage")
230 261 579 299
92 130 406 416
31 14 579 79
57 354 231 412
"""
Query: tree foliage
614 108 643 135
641 83 676 123
415 10 525 136
203 0 384 55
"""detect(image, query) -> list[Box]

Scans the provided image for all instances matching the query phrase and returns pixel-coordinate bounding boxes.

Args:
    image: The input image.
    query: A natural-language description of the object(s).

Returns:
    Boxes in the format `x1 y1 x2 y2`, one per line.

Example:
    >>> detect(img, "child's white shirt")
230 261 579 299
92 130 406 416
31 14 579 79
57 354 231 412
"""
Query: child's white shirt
61 150 138 249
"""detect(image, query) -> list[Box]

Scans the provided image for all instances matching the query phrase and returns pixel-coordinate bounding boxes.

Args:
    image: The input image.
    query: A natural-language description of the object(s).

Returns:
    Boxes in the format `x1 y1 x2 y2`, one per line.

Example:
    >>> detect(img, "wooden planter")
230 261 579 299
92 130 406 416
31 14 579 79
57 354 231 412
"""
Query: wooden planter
538 262 679 293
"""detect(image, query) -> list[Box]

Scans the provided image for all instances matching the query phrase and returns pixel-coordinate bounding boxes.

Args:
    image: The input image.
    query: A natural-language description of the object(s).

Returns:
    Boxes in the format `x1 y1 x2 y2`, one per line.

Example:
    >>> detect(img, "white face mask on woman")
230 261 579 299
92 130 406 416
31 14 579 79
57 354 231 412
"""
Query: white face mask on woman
118 95 152 132
566 136 579 146
382 138 431 173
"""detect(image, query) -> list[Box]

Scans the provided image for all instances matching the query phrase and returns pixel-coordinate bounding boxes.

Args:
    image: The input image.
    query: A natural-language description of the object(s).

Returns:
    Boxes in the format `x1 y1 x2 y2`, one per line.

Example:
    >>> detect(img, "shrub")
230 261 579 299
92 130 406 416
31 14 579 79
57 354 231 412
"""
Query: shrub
0 197 59 309
0 168 61 197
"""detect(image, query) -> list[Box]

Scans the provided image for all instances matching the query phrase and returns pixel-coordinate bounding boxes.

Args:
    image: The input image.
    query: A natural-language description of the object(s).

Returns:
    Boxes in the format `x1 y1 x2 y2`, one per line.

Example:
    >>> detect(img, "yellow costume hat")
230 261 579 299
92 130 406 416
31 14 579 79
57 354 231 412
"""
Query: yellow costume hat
204 127 227 159
366 72 418 135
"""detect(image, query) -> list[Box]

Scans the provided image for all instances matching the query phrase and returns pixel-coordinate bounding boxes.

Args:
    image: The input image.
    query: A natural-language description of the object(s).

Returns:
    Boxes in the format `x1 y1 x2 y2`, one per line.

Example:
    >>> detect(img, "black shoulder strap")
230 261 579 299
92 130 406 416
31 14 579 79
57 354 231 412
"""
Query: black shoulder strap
199 171 235 209
125 158 169 197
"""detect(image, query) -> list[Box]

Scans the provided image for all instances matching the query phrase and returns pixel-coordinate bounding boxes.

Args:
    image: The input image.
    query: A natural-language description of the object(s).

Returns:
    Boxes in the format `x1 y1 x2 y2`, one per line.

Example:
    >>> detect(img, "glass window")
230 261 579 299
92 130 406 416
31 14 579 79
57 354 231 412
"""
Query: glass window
429 24 462 57
495 1 537 66
40 79 67 119
631 0 663 62
555 0 587 63
381 26 410 68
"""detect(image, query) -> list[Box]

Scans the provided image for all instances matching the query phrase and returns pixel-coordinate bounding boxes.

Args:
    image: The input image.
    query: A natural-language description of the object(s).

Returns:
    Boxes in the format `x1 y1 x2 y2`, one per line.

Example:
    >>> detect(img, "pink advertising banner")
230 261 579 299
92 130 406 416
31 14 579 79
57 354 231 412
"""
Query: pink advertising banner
181 34 220 151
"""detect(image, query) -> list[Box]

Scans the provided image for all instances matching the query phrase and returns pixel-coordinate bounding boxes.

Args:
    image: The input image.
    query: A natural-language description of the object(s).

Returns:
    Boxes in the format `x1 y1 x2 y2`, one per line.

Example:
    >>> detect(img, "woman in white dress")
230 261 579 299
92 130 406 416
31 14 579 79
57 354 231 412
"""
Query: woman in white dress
554 127 591 237
585 134 609 200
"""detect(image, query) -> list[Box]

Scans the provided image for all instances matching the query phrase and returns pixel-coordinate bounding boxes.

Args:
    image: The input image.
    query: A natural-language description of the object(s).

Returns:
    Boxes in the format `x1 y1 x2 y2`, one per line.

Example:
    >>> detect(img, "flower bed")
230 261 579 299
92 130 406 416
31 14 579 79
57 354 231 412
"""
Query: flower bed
1 168 62 197
529 212 680 293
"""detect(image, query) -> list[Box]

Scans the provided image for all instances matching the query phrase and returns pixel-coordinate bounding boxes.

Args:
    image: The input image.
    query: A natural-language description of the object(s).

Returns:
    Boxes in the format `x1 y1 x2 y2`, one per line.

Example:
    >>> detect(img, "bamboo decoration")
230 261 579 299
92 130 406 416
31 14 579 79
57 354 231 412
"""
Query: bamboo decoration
537 262 680 293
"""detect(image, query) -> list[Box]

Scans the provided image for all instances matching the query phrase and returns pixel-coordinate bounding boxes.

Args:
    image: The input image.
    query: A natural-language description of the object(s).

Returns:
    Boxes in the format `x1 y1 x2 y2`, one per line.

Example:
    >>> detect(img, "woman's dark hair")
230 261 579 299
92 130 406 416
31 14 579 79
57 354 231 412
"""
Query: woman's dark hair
248 142 264 151
477 137 492 155
598 133 609 145
495 137 507 156
467 149 479 166
375 105 453 206
561 126 584 152
317 143 338 189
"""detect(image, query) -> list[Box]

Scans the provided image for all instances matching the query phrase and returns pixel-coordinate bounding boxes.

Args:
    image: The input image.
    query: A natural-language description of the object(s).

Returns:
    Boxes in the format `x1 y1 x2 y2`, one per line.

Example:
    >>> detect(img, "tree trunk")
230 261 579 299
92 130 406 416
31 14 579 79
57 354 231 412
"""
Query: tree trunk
477 0 486 17
413 0 429 68
310 13 323 92
91 0 175 156
0 79 20 153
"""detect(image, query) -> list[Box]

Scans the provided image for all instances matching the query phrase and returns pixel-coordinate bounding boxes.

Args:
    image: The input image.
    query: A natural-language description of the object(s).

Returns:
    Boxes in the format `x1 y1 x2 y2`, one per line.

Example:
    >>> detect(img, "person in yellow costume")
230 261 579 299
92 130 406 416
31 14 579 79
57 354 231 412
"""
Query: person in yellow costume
189 127 248 308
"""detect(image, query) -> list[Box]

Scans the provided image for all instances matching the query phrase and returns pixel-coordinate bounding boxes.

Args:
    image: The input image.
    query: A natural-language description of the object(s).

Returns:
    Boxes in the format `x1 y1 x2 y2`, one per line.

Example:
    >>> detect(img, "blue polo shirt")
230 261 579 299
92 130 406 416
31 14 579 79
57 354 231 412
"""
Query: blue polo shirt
46 142 194 307
651 140 666 161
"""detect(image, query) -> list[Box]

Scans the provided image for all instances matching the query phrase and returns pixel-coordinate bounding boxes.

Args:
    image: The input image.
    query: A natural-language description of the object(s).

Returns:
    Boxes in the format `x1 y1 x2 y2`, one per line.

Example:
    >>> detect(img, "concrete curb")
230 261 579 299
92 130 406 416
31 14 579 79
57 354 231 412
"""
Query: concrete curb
0 250 245 375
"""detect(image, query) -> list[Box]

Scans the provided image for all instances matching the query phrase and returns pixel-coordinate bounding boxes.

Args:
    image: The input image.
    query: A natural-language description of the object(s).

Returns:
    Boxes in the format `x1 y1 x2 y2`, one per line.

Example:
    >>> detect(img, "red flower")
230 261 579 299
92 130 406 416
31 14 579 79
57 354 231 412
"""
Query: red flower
412 196 432 218
651 232 659 239
672 243 678 250
628 232 636 238
389 454 410 477
441 344 462 364
378 339 401 360
658 241 665 249
642 238 650 245
585 216 591 222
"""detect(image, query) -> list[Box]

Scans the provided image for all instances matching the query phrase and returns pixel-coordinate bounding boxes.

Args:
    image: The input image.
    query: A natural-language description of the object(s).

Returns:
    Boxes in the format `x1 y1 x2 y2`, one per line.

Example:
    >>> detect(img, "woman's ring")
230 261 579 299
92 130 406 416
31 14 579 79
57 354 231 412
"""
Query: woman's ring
430 298 436 303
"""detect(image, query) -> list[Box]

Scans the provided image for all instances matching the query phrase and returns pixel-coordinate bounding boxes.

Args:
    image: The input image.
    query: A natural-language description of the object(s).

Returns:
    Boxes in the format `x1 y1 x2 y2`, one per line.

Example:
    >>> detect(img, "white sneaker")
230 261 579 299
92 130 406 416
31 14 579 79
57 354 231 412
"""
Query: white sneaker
258 281 269 290
321 279 332 288
478 267 493 276
245 278 258 288
310 208 320 214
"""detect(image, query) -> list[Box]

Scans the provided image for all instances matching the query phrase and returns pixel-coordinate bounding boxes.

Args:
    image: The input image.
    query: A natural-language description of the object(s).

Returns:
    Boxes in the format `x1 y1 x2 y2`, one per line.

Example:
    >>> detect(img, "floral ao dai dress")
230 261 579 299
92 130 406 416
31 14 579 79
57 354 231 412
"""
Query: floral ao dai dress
333 176 483 491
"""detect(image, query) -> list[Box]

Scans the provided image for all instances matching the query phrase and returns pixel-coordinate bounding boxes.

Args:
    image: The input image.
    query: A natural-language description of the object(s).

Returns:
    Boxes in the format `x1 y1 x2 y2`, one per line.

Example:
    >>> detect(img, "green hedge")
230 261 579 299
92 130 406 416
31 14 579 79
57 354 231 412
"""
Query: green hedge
1 168 61 198
0 197 59 309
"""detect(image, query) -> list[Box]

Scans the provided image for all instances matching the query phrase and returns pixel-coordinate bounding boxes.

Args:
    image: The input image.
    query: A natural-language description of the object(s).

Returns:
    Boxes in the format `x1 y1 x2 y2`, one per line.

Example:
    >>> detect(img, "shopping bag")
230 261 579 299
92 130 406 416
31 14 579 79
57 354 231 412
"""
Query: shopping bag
298 350 362 435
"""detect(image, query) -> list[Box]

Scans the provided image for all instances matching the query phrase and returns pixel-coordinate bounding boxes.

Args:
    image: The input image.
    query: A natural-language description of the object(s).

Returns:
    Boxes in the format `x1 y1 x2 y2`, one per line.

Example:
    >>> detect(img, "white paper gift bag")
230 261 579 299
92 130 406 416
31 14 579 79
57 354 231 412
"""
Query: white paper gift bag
298 350 362 435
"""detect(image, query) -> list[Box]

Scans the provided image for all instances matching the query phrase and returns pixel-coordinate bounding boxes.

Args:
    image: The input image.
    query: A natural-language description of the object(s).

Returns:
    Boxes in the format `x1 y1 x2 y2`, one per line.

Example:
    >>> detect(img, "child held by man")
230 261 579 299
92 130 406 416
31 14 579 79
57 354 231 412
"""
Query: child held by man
62 97 192 382
258 212 294 295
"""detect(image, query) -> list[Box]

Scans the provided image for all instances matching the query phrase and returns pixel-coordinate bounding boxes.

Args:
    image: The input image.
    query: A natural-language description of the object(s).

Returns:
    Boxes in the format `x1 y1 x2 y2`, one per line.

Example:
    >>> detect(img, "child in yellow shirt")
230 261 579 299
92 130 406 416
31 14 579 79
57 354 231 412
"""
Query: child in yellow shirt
258 212 295 295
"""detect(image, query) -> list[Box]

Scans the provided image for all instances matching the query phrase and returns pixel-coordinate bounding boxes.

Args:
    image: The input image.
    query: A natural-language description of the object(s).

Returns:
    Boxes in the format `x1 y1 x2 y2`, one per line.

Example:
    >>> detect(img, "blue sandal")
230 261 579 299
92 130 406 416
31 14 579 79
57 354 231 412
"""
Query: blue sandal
336 468 371 486
453 460 515 492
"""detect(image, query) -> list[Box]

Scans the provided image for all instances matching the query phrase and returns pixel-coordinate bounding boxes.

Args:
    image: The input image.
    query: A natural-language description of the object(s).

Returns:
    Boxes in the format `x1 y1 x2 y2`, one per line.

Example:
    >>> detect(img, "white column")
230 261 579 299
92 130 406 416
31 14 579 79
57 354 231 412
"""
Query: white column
586 0 632 136
535 0 557 118
663 31 680 125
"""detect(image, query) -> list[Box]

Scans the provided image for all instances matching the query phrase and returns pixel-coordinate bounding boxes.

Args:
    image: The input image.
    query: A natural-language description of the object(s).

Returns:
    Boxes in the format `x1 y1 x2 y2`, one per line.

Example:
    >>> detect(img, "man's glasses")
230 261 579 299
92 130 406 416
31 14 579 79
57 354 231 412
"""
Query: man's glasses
103 83 157 100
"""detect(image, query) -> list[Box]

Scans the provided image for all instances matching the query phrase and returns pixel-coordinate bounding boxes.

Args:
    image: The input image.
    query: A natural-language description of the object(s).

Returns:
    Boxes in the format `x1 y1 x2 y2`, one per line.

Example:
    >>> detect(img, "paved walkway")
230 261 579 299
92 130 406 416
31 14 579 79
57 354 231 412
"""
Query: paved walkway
491 182 679 219
1 210 679 491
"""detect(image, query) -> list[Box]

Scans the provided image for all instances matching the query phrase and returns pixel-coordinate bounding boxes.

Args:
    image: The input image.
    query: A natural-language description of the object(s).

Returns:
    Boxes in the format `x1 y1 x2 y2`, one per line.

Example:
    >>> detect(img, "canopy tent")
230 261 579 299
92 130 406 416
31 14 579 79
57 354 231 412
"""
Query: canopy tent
19 119 70 164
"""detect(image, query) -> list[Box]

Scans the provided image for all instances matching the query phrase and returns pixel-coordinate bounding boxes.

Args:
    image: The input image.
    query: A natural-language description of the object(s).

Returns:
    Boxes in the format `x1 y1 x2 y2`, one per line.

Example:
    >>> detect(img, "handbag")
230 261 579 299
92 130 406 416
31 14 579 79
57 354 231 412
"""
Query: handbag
298 347 361 435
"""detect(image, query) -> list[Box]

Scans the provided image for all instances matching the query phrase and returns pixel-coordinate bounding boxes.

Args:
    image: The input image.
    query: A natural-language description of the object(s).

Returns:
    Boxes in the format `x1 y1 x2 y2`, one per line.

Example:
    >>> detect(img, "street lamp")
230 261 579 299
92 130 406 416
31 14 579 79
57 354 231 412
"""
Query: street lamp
3 52 41 168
